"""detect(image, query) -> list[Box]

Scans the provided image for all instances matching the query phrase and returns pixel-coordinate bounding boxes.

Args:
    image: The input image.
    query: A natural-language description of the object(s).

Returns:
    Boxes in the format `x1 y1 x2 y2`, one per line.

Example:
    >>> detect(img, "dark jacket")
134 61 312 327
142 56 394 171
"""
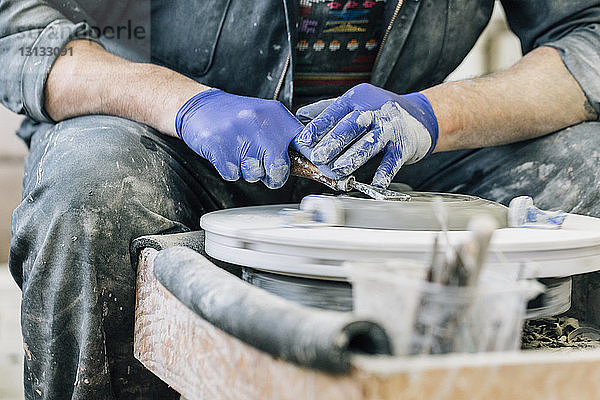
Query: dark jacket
1 0 599 124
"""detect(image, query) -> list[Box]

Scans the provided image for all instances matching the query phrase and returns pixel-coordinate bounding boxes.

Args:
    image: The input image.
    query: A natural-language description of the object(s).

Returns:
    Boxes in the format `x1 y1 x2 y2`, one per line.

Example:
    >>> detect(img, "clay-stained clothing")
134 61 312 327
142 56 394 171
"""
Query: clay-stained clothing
10 113 600 400
2 1 600 399
1 0 600 123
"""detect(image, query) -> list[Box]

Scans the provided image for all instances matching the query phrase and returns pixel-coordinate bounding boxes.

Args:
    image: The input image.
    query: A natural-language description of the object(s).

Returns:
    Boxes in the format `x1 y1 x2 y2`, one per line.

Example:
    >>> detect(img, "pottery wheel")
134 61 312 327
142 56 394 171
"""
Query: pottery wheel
201 194 600 281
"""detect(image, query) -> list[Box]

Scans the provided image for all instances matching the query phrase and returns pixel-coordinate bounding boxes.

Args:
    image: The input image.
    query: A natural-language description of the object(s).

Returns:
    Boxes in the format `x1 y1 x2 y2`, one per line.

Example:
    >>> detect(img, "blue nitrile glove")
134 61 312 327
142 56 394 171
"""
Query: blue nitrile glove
296 98 336 124
175 89 303 189
293 83 439 188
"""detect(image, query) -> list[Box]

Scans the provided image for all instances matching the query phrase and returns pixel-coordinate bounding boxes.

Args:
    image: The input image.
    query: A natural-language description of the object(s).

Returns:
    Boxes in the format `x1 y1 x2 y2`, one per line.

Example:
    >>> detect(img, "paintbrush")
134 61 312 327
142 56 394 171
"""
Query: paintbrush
421 209 498 353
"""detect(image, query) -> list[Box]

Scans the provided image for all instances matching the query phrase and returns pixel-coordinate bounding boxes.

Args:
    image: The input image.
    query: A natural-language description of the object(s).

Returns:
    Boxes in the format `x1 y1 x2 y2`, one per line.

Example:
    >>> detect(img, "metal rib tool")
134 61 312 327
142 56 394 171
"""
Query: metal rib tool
348 180 410 201
289 150 411 201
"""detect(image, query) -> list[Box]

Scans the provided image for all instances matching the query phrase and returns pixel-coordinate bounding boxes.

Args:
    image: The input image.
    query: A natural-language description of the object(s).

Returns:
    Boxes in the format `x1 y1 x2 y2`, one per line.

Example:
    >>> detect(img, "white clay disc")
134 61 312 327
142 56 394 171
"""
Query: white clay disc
201 205 600 281
300 193 509 230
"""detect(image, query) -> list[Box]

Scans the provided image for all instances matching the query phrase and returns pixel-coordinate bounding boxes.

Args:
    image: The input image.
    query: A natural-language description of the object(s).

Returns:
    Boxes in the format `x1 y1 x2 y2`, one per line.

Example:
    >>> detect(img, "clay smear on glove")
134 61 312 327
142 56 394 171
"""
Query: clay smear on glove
332 101 431 175
241 157 263 182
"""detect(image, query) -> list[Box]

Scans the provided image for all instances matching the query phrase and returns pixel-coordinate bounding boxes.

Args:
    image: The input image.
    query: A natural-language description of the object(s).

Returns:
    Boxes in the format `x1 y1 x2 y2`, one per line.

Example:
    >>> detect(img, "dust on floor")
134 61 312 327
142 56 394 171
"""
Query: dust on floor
522 316 600 350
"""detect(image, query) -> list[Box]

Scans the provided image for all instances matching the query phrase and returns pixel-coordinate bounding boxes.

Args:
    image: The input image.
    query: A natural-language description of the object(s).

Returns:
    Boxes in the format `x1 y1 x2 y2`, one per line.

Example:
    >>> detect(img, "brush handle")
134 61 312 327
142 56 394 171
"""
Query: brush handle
289 150 351 191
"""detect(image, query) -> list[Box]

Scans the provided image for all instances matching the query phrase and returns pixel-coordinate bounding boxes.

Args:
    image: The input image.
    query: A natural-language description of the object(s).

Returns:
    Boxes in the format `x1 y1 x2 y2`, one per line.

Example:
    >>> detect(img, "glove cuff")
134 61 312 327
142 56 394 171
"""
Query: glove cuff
175 88 224 139
401 92 439 157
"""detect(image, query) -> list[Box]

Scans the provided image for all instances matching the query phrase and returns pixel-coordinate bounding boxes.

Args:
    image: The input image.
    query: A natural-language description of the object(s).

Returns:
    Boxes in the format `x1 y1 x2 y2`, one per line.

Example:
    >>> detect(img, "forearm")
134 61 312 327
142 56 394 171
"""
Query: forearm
45 40 209 136
423 46 598 153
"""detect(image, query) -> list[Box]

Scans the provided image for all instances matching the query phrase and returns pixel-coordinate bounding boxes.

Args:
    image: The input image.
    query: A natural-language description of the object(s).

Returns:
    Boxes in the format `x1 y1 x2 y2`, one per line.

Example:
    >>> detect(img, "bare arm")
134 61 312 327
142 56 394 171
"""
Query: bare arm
47 42 596 152
45 39 304 189
44 40 209 136
423 46 597 153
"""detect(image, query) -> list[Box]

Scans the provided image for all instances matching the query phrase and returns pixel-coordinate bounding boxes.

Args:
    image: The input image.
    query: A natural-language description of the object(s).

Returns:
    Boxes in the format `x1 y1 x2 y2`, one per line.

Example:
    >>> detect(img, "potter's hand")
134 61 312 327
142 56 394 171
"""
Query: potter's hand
293 83 439 188
176 89 303 189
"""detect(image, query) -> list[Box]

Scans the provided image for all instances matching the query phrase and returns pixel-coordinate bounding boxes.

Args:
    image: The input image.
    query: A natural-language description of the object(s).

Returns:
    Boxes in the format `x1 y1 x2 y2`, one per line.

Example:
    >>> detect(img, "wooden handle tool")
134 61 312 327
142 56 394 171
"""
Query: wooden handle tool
289 150 410 201
289 150 352 192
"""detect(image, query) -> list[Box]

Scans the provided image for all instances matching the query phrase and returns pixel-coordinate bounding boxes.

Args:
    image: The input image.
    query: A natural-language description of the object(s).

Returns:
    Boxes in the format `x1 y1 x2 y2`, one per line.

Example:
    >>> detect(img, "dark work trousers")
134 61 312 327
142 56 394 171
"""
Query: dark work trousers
8 115 600 399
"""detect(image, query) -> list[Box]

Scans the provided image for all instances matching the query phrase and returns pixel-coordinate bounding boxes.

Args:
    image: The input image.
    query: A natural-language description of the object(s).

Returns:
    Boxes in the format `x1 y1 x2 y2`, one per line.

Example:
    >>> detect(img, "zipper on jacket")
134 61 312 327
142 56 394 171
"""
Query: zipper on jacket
273 54 291 100
373 0 404 68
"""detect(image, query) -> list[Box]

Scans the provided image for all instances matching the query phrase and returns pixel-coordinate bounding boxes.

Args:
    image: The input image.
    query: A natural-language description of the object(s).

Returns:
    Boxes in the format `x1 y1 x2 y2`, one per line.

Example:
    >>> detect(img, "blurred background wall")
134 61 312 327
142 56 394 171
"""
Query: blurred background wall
0 108 25 263
0 2 521 399
0 107 26 400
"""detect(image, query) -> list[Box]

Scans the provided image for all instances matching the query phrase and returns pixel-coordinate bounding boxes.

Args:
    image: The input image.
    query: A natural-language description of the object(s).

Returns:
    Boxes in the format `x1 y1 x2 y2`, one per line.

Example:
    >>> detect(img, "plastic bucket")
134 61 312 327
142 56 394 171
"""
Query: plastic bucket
348 259 429 355
348 260 543 356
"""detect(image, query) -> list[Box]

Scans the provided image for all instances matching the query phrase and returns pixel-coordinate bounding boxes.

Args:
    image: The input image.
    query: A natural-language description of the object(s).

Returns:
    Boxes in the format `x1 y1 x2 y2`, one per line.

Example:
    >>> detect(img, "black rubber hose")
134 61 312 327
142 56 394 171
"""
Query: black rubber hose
153 246 392 373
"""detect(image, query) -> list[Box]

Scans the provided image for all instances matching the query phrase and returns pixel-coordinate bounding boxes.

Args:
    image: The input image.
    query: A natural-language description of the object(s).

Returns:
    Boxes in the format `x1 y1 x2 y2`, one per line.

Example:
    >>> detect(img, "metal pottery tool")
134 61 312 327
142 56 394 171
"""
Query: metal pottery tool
289 150 411 201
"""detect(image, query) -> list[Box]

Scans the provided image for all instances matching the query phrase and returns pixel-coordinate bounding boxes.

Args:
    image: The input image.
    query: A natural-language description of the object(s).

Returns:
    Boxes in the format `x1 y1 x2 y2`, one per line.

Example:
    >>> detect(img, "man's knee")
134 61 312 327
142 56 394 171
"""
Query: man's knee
26 116 197 221
519 121 600 214
10 116 191 284
26 116 164 203
470 121 600 215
